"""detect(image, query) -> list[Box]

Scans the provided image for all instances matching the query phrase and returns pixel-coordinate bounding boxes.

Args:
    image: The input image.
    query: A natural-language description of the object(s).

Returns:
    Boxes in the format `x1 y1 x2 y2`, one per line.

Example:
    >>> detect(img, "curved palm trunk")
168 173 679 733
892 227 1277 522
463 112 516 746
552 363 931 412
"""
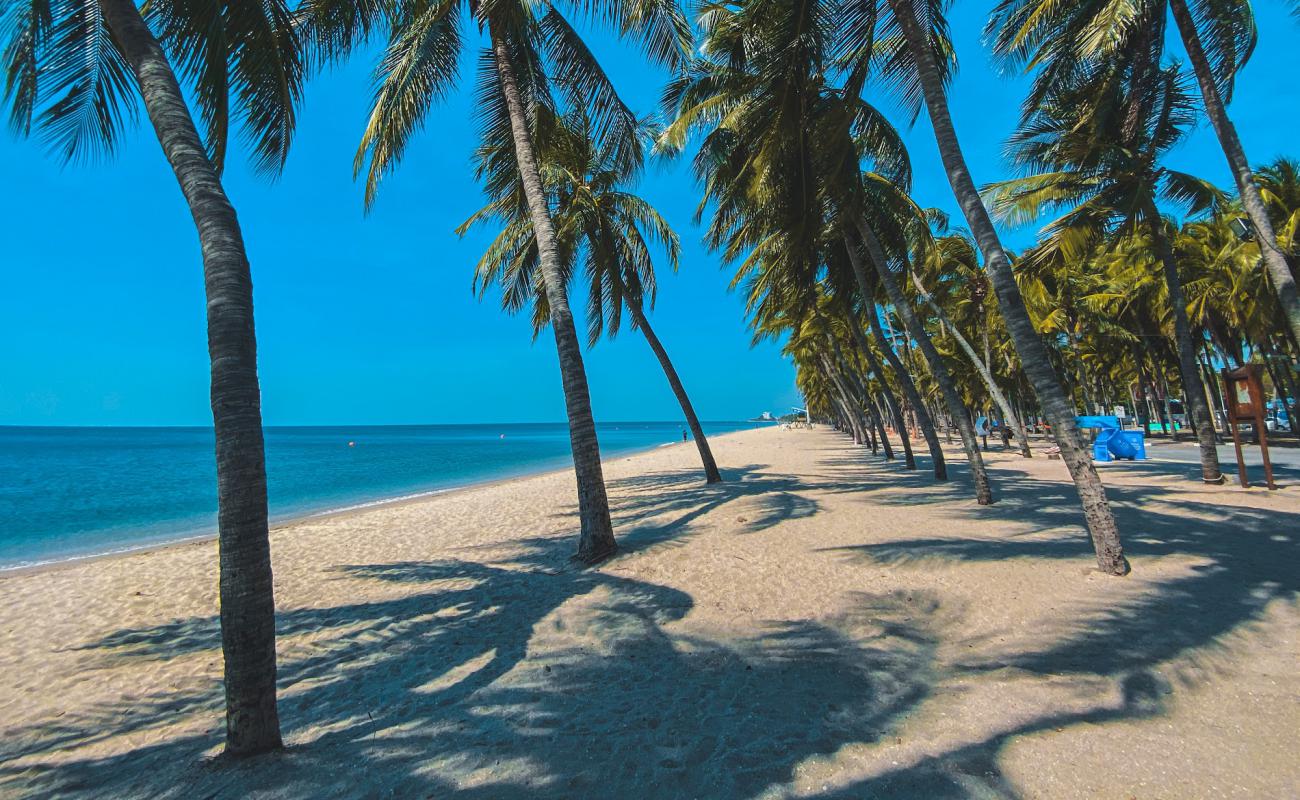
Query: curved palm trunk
1159 369 1178 438
491 26 615 562
1138 325 1176 438
831 340 885 457
626 301 722 483
857 223 993 504
100 0 281 754
823 358 867 443
825 345 866 439
868 305 946 478
888 0 1128 574
839 380 873 447
863 394 891 457
846 319 911 466
1261 354 1291 433
845 238 944 477
1147 207 1223 481
911 271 1033 457
831 397 857 441
1168 0 1300 348
1135 345 1157 431
1271 339 1300 435
828 360 870 444
1198 348 1225 418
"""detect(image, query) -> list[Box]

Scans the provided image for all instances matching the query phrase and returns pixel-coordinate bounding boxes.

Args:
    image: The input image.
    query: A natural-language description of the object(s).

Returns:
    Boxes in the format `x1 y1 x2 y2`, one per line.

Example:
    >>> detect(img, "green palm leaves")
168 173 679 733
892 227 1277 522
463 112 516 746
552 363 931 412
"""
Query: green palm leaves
1 0 302 170
461 105 678 346
298 0 690 208
147 0 303 173
986 0 1254 109
985 63 1222 259
3 0 137 160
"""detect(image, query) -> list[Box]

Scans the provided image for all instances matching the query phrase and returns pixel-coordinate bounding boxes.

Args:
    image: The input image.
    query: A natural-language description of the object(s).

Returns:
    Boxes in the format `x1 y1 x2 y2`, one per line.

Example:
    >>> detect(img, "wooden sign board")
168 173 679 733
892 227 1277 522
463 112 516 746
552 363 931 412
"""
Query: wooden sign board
1221 365 1276 490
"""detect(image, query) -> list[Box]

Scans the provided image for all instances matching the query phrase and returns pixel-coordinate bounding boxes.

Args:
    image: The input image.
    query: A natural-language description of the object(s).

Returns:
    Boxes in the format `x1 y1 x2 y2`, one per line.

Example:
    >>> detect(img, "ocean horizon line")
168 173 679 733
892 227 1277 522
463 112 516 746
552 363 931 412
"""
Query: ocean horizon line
0 419 771 431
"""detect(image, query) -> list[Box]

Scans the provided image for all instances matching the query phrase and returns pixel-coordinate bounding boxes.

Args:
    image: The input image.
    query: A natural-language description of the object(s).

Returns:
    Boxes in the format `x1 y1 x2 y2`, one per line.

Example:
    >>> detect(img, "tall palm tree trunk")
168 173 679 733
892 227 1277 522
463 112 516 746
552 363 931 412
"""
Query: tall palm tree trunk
1138 326 1177 438
1158 368 1178 437
1167 0 1300 348
833 397 861 443
864 393 893 458
491 26 615 562
99 0 281 755
857 223 993 503
1147 208 1223 480
1198 348 1224 418
845 319 911 466
823 358 868 443
844 237 942 476
828 358 871 444
1135 345 1156 431
911 270 1032 457
831 340 885 456
626 301 722 483
1271 339 1300 435
888 0 1128 574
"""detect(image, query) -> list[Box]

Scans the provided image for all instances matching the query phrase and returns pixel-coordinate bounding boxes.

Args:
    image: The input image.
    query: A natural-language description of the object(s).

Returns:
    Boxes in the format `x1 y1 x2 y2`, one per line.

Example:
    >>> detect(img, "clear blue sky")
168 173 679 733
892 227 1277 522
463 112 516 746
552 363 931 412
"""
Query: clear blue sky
2 2 1296 426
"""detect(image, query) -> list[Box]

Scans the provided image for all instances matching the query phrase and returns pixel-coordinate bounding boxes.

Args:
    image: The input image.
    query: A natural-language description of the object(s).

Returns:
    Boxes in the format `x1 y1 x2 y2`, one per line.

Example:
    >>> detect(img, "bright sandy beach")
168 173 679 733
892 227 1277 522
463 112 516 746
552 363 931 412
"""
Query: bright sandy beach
1 425 1297 799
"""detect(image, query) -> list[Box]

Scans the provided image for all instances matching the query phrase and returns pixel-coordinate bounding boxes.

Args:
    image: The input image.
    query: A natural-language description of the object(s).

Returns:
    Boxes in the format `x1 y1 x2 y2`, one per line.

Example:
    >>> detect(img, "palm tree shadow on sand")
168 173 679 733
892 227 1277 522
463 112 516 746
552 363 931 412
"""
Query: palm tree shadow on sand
811 444 1299 796
5 447 1294 798
1 465 932 799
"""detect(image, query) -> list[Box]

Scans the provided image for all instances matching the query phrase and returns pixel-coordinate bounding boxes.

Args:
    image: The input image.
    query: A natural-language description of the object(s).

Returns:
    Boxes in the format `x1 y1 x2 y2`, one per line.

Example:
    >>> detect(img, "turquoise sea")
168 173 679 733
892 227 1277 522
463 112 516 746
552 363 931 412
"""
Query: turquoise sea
0 421 762 569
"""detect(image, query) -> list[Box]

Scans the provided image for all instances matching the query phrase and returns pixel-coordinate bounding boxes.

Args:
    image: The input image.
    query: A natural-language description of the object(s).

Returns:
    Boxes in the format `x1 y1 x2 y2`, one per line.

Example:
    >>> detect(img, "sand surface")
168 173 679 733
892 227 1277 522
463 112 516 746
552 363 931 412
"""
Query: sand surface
1 425 1297 799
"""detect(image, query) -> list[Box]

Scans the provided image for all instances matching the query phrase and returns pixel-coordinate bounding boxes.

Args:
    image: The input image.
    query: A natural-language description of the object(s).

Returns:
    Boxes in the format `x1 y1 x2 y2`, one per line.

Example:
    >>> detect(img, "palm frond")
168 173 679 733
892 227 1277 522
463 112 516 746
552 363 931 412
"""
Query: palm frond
354 0 463 208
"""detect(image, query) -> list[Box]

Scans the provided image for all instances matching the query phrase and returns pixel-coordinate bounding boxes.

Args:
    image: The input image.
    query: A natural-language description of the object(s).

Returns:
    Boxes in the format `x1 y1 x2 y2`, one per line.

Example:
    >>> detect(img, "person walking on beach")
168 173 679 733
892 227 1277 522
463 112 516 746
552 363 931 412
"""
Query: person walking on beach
682 429 689 442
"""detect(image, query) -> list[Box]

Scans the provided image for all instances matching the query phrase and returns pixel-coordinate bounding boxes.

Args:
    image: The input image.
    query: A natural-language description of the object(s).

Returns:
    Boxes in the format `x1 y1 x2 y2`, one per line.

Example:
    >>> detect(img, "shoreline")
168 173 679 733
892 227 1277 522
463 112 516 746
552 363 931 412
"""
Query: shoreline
1 424 1296 798
0 432 734 579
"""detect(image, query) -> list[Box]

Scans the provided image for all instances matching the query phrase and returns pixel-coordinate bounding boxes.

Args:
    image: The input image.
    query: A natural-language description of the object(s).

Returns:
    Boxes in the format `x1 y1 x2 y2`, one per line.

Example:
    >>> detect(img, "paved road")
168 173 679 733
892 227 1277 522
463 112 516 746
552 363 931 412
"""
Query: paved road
1139 438 1300 485
1005 433 1300 480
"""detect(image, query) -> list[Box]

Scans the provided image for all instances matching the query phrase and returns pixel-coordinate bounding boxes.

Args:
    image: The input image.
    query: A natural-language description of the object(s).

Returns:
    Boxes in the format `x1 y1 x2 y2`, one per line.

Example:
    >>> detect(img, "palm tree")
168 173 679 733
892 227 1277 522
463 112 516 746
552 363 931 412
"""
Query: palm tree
1255 158 1300 281
910 230 1033 457
838 293 915 467
984 63 1227 483
300 0 690 562
988 0 1300 356
3 0 301 754
846 182 994 503
851 255 938 474
864 0 1129 574
1178 211 1300 432
461 107 723 483
662 0 990 488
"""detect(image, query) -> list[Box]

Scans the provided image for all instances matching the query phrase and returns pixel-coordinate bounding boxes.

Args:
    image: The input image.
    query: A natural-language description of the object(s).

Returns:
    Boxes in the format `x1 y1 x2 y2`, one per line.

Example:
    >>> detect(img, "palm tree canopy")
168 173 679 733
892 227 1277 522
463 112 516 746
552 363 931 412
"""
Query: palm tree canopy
2 0 303 172
459 104 680 346
984 61 1224 261
297 0 691 207
986 0 1256 112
